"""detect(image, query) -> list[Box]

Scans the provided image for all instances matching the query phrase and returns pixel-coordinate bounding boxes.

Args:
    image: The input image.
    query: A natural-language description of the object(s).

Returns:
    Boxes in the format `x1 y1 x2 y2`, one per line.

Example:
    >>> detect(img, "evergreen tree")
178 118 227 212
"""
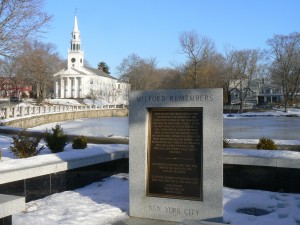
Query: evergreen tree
97 61 110 74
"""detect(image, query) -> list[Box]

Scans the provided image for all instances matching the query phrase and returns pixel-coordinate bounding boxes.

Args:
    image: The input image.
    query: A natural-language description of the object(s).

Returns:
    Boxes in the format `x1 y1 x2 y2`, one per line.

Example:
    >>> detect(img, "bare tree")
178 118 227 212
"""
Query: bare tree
179 31 216 88
203 53 224 88
228 49 262 113
0 58 18 98
87 88 100 106
222 47 244 105
117 54 157 90
267 32 300 112
15 40 64 103
156 68 182 90
222 52 234 104
0 0 52 58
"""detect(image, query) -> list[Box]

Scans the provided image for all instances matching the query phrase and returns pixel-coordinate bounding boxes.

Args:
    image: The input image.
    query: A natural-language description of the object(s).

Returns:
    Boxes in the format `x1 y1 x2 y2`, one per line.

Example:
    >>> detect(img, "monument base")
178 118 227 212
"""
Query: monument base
112 217 225 225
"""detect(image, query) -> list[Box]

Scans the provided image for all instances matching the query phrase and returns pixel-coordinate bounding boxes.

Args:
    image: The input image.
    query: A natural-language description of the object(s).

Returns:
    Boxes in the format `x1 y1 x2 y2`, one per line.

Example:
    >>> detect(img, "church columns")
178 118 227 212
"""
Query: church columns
54 80 59 98
57 76 83 98
71 77 75 98
60 77 72 98
75 77 78 98
66 78 71 98
71 77 78 98
64 78 68 98
77 77 82 98
80 77 84 98
60 78 64 98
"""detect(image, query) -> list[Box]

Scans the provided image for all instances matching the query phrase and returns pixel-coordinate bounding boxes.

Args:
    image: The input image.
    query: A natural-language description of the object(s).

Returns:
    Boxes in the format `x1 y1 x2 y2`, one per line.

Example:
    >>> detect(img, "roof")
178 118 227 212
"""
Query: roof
72 67 87 75
53 66 118 80
84 66 117 80
53 68 82 77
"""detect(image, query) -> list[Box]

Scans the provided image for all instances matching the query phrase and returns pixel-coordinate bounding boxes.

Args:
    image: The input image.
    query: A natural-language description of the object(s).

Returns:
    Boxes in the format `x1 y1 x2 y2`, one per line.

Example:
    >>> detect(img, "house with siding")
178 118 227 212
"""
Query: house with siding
230 79 283 106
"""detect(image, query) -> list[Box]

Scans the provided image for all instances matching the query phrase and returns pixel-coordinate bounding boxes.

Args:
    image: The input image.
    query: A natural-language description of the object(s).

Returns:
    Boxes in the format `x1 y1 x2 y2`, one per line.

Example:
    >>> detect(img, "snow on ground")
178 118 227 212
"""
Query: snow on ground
0 132 299 225
0 141 128 172
0 107 299 224
13 174 130 225
11 173 300 225
46 99 83 106
223 187 300 225
0 98 114 107
47 98 125 106
227 138 300 145
83 98 110 106
224 107 300 118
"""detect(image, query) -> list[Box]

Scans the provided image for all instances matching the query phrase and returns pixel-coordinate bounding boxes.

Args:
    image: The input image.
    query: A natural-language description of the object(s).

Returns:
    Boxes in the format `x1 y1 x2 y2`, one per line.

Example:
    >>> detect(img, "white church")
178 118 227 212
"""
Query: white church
53 16 129 104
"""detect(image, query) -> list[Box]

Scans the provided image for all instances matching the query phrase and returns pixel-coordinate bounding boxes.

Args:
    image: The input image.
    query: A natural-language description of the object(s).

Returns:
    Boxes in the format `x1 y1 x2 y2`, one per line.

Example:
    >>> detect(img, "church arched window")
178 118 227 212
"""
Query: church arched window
73 44 75 50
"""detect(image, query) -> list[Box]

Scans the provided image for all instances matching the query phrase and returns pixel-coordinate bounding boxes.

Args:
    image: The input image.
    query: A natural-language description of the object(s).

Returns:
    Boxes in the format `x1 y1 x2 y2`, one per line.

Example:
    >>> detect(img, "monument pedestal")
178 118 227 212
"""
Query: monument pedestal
112 217 225 225
129 89 223 223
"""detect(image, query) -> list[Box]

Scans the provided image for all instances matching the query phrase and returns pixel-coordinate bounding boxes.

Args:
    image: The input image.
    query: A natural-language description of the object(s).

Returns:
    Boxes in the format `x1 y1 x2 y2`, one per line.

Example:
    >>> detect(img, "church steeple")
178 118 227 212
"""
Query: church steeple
68 16 84 69
73 16 79 32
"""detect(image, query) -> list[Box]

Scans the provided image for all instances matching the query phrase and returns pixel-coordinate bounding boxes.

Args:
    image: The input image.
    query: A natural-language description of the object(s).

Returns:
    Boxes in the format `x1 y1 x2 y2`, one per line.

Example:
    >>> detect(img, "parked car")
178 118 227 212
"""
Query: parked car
10 96 22 102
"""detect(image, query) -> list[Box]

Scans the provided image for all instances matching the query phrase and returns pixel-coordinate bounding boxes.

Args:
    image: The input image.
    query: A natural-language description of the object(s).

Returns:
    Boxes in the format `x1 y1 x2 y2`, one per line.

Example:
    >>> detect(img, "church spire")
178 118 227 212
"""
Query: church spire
68 16 84 69
73 16 79 32
71 15 81 51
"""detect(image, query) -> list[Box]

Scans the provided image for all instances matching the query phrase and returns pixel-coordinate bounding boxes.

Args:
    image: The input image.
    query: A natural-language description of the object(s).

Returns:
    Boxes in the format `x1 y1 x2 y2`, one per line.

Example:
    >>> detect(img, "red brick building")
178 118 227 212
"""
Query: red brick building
0 77 32 98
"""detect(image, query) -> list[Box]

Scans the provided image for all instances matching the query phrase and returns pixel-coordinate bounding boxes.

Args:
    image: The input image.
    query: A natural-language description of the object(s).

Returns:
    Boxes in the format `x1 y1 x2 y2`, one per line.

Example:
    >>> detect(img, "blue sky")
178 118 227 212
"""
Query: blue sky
42 0 300 77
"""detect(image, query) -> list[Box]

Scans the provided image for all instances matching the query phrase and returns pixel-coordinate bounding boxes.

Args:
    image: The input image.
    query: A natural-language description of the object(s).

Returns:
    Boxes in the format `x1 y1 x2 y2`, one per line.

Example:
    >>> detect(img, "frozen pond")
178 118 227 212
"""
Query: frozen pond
29 117 129 137
224 116 300 140
30 116 300 140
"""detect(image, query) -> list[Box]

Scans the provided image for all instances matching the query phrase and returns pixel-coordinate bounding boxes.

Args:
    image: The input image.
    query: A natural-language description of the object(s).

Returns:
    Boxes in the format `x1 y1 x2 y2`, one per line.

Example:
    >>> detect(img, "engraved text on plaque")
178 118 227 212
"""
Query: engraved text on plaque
147 108 203 200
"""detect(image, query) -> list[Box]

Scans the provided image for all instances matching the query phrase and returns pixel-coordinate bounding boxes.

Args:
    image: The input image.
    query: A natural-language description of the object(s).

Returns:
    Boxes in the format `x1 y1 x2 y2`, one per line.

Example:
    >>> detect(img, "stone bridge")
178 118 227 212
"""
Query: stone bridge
0 104 128 129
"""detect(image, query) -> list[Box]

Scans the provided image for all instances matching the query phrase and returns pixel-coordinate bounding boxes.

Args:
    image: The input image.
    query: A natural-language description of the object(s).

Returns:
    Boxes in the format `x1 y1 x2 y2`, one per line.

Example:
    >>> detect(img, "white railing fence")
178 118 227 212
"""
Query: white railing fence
0 104 126 120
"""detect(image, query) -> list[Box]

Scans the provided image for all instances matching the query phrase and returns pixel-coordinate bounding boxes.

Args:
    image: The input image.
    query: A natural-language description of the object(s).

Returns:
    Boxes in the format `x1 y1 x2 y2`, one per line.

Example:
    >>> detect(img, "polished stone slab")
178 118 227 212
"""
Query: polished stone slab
0 159 128 202
0 215 12 225
223 155 277 167
0 194 25 219
0 148 128 185
224 153 300 169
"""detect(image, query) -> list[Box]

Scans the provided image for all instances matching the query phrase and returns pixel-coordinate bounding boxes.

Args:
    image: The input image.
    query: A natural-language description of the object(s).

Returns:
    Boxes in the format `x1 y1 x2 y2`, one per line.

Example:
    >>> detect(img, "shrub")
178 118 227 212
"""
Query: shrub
256 137 277 150
21 92 28 98
9 131 44 158
223 139 230 148
44 124 69 153
72 135 88 149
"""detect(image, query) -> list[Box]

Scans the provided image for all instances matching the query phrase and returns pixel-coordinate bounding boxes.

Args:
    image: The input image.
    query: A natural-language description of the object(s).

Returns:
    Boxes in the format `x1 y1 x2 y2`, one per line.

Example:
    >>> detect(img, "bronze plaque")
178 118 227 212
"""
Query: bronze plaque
147 108 203 200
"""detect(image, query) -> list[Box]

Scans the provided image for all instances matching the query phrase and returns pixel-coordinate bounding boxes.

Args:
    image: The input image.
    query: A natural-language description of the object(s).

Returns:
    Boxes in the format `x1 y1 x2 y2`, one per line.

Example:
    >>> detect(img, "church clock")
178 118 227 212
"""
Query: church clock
71 58 76 63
